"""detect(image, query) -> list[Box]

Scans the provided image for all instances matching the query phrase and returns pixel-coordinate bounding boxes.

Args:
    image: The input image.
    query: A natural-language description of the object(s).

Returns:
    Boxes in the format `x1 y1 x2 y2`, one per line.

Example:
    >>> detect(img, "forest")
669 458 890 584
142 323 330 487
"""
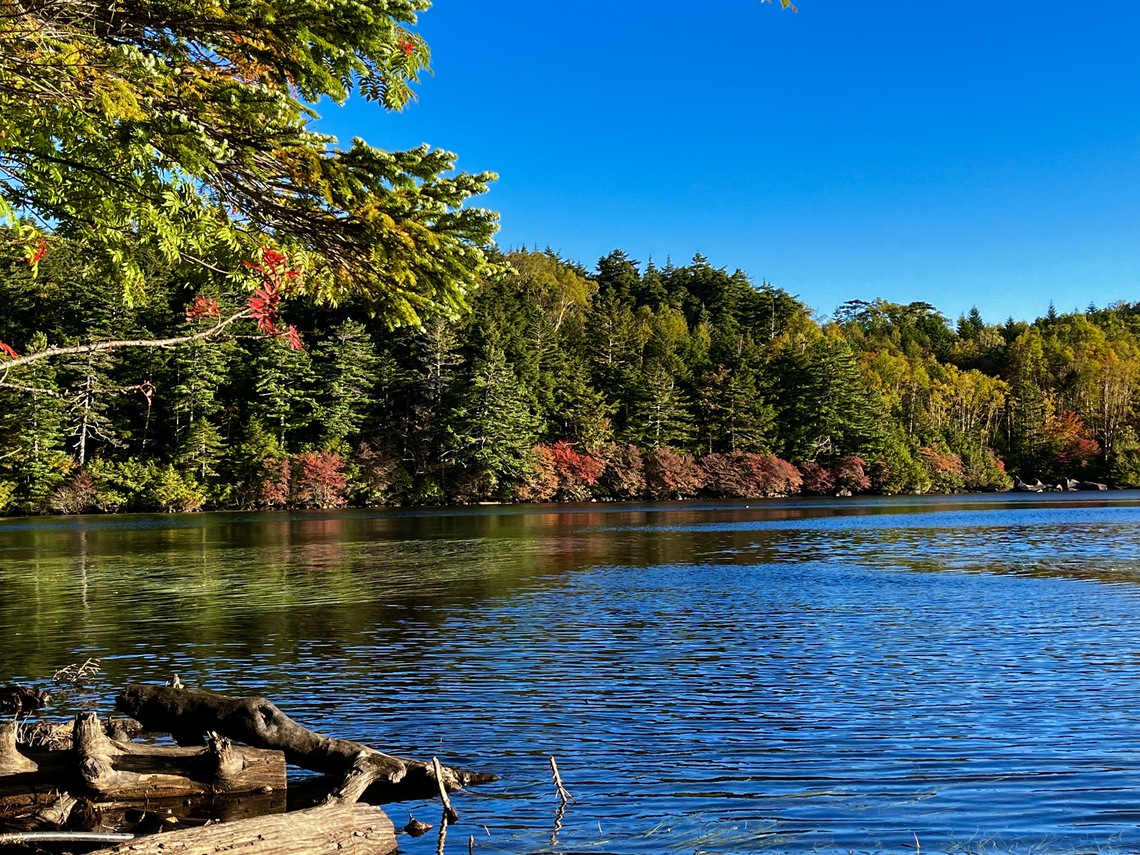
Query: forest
3 245 1139 514
2 0 1138 515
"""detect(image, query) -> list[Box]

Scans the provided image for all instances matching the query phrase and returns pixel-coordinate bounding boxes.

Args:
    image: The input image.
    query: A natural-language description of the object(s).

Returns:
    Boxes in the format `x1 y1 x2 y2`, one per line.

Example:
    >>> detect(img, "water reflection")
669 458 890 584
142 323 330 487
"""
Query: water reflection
3 496 1140 852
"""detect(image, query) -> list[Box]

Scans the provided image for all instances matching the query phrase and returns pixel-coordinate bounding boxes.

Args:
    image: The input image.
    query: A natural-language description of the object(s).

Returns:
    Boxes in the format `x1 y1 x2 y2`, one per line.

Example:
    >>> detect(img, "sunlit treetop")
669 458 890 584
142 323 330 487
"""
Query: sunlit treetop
0 0 497 326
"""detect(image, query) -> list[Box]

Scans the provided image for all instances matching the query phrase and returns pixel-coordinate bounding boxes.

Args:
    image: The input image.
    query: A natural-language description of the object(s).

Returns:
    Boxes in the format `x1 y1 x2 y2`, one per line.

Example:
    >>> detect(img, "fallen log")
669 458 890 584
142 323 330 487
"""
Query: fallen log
0 713 285 820
74 712 286 800
0 831 133 846
87 753 397 855
117 684 497 802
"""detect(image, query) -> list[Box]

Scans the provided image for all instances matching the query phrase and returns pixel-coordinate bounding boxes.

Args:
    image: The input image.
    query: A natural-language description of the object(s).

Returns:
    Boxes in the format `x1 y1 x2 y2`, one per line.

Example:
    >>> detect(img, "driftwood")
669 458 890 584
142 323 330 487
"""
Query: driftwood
74 712 286 799
0 713 285 826
117 684 497 802
87 754 397 855
0 721 36 776
0 831 134 846
1 682 494 851
0 687 49 716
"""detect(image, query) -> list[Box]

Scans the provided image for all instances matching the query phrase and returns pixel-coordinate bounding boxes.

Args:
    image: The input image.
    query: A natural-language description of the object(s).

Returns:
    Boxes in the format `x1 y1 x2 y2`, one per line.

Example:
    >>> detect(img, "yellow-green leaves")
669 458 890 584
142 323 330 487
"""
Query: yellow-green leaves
0 0 496 322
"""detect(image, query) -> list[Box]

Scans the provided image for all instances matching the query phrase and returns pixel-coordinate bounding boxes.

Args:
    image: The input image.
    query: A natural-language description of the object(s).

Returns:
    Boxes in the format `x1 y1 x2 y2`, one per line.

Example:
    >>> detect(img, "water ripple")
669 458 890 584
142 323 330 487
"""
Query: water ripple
3 496 1140 853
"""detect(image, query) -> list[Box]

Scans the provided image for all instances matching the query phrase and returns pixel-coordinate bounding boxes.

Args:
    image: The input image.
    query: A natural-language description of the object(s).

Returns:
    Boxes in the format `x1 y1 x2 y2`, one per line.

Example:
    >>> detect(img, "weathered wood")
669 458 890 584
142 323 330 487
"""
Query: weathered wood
85 802 395 855
0 721 36 776
88 754 397 855
28 792 76 829
0 830 133 845
71 712 286 800
7 711 287 807
0 686 49 716
117 684 497 802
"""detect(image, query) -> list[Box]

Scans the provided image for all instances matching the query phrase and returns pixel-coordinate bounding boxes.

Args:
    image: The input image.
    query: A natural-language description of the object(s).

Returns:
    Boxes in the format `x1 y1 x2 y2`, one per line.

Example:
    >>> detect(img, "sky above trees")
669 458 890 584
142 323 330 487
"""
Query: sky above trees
315 0 1140 326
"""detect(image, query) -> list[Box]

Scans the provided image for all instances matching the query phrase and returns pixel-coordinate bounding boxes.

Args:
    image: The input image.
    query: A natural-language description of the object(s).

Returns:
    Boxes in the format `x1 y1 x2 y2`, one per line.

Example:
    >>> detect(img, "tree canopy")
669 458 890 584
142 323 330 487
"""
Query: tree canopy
0 0 497 349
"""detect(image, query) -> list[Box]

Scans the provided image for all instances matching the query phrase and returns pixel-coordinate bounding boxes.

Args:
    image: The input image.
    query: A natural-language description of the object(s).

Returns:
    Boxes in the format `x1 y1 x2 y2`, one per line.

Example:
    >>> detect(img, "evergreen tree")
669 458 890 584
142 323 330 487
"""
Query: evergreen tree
0 334 71 509
781 337 883 462
625 366 696 450
313 320 378 451
450 345 543 498
246 338 319 449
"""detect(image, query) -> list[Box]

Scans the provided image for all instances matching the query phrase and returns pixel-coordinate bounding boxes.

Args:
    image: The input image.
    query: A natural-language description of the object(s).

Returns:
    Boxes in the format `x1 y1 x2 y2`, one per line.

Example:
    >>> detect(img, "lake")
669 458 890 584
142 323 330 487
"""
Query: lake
3 494 1140 853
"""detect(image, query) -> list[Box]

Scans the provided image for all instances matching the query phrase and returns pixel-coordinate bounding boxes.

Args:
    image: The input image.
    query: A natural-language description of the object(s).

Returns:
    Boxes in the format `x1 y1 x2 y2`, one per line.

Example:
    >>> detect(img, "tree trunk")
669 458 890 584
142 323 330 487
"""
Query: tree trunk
116 684 496 802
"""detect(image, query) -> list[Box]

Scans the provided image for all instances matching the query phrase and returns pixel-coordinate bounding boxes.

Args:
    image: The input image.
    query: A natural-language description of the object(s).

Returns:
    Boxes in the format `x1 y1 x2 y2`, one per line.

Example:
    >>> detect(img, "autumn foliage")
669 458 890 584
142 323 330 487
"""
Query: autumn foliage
799 462 836 495
548 440 604 501
291 453 349 508
701 451 802 498
644 447 705 499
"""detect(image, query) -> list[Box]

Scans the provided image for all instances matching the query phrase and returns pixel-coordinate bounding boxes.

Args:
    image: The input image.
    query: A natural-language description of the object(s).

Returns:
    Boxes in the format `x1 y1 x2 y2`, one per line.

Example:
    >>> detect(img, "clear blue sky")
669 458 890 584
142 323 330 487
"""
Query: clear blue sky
315 0 1140 326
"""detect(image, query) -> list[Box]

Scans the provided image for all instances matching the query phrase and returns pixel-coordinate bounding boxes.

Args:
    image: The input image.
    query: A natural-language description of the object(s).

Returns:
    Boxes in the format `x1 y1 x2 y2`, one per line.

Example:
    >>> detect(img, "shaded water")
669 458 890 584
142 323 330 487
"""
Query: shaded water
3 494 1140 853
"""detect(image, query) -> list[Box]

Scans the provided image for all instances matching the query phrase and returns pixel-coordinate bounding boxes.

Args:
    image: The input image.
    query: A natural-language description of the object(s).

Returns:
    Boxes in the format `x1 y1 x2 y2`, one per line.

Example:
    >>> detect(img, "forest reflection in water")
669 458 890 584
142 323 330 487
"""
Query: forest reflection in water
3 494 1140 853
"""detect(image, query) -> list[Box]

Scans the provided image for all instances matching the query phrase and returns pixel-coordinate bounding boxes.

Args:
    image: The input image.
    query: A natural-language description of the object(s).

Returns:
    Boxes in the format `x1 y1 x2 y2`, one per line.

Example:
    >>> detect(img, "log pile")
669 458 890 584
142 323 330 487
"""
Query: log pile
0 683 496 854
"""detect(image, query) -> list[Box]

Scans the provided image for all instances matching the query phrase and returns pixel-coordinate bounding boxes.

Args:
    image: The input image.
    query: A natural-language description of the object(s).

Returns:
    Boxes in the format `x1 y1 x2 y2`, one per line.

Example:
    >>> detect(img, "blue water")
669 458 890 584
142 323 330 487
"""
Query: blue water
3 493 1140 853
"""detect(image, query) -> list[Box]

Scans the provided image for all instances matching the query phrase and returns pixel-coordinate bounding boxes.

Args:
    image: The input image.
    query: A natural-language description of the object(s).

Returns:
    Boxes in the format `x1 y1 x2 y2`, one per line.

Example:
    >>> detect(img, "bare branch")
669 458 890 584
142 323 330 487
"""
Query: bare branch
0 308 252 376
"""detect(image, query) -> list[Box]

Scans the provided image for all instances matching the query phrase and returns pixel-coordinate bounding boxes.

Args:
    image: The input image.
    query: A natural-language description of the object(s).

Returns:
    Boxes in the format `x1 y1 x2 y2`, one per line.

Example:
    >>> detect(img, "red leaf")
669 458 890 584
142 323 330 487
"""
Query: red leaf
248 284 281 334
285 324 304 351
185 295 221 323
0 341 17 360
28 238 47 265
260 248 287 269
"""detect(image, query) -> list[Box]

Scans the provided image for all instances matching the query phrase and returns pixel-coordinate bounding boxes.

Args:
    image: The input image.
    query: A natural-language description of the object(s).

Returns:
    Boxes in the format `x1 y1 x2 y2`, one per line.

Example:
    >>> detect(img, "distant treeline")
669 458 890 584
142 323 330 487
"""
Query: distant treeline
2 247 1138 514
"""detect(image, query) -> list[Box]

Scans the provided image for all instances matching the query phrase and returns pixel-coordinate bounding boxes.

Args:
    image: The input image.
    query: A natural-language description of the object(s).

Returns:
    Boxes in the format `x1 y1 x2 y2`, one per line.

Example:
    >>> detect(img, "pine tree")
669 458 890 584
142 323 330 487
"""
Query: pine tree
450 345 543 498
625 365 696 450
247 338 319 449
780 337 883 462
0 334 71 509
313 320 378 451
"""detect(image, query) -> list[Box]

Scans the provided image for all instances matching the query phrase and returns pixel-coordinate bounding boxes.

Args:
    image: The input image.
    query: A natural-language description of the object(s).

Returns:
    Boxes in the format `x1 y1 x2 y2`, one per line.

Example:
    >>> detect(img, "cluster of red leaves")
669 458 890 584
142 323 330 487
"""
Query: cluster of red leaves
918 446 967 492
185 296 221 324
548 440 604 500
258 457 292 508
257 452 348 508
248 285 281 335
702 451 803 498
831 455 871 492
244 247 303 350
801 456 871 495
395 29 416 56
598 443 646 499
1046 410 1100 468
517 441 628 502
644 447 705 500
799 461 836 495
292 452 348 508
28 239 47 265
0 340 17 360
918 446 965 477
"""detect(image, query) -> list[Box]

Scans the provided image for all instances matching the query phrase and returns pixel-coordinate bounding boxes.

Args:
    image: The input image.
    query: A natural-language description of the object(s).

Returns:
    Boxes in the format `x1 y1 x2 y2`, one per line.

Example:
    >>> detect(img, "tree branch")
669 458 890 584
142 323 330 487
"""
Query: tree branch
0 309 252 376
